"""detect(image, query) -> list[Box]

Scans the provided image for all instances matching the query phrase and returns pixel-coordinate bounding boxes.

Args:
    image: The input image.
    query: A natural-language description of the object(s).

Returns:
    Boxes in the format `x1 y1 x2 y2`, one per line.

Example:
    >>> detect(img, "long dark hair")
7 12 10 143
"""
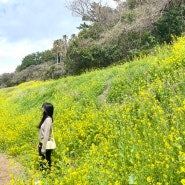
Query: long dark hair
37 102 54 129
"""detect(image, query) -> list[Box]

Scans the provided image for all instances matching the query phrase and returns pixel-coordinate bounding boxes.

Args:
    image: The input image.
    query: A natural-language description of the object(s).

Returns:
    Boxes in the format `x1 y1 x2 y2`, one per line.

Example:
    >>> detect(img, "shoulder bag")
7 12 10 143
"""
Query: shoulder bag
46 127 56 150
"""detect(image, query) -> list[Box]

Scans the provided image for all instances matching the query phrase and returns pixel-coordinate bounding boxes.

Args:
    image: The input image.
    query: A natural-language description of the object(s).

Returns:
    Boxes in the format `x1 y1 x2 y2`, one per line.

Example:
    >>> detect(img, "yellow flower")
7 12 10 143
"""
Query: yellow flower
180 167 185 173
147 176 152 183
181 179 185 185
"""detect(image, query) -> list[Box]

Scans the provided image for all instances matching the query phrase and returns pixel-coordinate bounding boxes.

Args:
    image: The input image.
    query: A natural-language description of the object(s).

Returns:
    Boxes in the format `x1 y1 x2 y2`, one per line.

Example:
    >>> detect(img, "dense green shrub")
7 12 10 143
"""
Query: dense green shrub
77 22 104 40
66 44 121 75
153 5 185 43
16 50 54 72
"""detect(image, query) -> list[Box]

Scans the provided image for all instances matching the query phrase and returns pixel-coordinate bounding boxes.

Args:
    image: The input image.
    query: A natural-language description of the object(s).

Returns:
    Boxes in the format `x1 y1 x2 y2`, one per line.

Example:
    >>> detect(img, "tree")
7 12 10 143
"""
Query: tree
52 39 62 64
41 50 55 63
0 73 14 87
15 50 55 72
61 35 68 62
66 0 116 26
17 52 41 71
52 36 68 64
153 4 185 43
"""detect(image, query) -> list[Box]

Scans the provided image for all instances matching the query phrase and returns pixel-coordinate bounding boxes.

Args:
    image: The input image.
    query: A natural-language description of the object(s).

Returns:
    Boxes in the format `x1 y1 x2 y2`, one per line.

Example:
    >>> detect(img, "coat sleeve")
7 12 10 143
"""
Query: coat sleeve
41 117 52 153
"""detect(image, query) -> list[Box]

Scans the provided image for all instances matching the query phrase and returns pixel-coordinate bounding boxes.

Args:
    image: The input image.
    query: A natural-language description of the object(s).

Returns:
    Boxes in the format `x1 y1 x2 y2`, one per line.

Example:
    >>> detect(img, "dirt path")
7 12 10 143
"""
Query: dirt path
97 78 112 104
0 153 24 185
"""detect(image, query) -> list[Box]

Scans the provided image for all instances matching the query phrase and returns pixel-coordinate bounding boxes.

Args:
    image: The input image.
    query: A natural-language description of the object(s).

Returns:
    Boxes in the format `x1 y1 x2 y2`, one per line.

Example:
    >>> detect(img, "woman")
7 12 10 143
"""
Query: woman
37 102 54 170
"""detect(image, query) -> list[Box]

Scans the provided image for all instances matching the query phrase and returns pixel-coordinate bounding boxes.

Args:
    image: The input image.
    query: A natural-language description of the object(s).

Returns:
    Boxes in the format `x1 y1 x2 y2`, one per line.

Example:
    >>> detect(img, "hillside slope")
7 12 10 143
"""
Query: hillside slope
1 0 184 88
0 36 185 184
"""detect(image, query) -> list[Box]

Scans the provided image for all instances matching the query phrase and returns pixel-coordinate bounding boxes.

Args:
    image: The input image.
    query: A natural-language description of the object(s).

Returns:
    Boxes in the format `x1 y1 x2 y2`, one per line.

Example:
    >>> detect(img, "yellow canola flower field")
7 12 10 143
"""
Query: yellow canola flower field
0 36 185 184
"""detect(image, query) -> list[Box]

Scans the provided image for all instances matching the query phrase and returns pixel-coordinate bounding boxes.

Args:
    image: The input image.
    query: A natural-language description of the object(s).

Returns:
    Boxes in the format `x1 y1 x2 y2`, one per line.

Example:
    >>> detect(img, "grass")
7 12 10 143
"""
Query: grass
0 36 185 184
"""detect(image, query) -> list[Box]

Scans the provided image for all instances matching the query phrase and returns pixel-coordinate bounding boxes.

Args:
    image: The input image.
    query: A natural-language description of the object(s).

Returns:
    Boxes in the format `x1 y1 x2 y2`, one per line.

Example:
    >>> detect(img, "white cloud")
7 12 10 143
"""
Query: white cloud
0 39 52 58
0 38 53 74
0 0 82 41
94 0 118 8
0 0 9 3
0 0 118 75
0 0 82 74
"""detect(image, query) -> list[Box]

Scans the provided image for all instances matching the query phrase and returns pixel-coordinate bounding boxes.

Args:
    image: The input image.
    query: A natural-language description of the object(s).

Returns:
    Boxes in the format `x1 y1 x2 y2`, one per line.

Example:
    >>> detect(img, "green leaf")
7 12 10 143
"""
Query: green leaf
128 173 137 184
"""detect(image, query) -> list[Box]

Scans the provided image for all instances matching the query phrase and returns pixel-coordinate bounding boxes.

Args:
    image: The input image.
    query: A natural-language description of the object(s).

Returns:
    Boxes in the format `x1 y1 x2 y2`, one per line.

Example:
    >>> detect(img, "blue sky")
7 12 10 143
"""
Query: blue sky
0 0 117 75
0 0 83 74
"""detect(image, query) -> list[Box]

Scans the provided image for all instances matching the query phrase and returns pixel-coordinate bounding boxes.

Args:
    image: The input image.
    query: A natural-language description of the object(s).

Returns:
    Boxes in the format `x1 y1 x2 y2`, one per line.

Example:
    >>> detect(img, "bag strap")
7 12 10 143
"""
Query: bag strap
51 126 55 137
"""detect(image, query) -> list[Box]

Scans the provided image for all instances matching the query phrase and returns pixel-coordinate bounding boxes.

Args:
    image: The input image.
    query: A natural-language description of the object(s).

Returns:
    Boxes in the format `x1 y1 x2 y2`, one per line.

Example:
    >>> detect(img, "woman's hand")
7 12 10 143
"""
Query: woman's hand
36 144 39 150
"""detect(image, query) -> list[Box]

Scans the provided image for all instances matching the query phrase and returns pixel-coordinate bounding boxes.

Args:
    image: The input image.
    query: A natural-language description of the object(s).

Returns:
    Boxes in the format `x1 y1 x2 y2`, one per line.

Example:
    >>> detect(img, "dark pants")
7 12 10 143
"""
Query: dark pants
38 143 52 171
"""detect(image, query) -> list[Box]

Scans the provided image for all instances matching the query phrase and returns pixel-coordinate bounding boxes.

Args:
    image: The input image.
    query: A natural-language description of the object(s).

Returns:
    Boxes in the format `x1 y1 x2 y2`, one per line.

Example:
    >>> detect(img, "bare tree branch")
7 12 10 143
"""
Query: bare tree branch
66 0 116 25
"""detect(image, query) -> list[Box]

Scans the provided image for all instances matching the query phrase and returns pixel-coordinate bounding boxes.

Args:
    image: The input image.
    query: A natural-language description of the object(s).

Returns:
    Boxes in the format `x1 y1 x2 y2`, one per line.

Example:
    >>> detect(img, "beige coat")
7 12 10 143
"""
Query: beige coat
39 117 52 153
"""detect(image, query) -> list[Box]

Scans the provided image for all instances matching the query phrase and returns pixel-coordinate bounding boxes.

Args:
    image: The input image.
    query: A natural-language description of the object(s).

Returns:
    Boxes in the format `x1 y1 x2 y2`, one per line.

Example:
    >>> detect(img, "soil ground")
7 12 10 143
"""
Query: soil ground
0 153 24 185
